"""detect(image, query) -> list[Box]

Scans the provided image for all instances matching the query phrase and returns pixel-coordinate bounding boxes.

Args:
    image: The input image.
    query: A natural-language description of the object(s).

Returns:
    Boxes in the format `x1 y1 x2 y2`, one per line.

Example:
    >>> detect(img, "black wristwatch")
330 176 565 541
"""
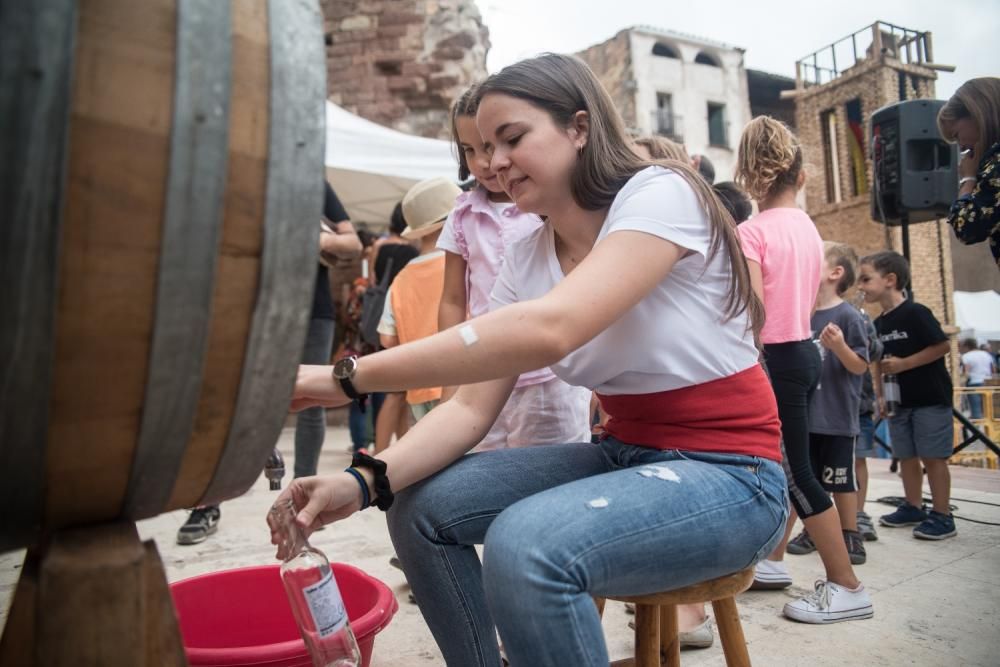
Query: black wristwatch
332 355 368 410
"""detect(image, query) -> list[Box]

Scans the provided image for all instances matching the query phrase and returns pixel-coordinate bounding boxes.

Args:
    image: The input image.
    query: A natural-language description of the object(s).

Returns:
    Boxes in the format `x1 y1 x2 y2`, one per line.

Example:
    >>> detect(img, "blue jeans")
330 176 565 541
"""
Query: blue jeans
966 381 985 420
294 317 335 478
386 438 788 666
349 393 386 453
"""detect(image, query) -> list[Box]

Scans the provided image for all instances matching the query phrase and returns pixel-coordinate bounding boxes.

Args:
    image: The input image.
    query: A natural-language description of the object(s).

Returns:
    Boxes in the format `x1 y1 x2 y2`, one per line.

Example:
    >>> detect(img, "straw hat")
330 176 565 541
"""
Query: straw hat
400 177 462 239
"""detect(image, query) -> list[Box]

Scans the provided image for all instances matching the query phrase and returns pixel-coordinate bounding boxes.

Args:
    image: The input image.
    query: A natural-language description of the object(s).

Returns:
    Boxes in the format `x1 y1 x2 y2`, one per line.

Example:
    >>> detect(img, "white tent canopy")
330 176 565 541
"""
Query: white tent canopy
324 101 458 224
954 290 1000 342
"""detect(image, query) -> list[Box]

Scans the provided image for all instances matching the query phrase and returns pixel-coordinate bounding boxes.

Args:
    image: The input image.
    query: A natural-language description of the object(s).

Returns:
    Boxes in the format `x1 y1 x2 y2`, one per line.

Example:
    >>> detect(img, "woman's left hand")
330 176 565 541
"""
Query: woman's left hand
290 364 351 411
268 473 365 559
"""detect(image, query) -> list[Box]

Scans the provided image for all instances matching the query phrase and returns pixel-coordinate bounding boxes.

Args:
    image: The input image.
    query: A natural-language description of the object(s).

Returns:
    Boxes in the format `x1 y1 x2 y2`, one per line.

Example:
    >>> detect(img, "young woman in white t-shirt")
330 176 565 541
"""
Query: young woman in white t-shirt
276 54 788 666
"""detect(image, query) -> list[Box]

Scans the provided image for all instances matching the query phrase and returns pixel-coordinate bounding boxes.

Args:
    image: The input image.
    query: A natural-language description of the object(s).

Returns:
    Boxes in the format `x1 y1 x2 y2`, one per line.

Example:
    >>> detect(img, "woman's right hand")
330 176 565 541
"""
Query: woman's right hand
290 364 351 412
959 148 979 180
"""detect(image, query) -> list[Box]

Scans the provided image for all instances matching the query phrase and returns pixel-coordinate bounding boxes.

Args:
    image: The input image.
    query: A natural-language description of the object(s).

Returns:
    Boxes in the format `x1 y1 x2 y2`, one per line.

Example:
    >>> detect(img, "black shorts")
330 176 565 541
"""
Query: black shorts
809 433 858 493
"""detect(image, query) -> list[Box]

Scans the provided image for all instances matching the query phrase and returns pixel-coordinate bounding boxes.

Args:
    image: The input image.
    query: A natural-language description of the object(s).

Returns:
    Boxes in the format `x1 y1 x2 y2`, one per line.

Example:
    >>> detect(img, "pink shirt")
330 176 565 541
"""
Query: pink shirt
437 187 550 387
738 207 823 344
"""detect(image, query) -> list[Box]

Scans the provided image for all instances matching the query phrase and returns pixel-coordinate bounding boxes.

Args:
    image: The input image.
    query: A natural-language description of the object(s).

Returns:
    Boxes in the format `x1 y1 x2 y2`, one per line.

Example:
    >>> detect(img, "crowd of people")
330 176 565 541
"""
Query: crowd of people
259 62 997 666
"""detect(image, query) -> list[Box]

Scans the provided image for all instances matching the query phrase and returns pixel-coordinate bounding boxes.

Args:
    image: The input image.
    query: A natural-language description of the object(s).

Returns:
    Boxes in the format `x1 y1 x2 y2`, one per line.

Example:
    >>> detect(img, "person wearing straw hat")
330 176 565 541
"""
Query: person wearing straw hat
377 177 463 420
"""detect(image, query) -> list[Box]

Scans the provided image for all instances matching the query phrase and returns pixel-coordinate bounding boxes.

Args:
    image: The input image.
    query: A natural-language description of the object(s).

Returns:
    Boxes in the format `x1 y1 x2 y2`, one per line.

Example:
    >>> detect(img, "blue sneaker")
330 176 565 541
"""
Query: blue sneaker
913 511 957 540
879 502 927 527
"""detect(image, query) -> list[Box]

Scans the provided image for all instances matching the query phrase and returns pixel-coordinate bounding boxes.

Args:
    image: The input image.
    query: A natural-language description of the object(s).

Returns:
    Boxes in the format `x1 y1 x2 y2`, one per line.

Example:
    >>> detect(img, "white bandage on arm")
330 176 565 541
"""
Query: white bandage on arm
458 324 479 347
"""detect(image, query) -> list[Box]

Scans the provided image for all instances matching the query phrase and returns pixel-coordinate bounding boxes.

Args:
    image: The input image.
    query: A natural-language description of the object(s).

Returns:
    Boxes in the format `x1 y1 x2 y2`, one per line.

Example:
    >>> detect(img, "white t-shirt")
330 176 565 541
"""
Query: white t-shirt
490 166 760 395
962 349 995 384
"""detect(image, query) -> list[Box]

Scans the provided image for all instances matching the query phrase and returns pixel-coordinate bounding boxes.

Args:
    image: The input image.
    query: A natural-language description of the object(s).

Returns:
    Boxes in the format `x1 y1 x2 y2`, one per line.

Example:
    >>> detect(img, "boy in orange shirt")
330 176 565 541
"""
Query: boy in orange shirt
377 177 462 420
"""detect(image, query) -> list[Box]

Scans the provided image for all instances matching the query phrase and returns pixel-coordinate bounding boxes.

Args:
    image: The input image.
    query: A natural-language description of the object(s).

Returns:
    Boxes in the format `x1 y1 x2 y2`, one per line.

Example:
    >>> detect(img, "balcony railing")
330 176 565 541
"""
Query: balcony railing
794 21 954 90
651 109 683 142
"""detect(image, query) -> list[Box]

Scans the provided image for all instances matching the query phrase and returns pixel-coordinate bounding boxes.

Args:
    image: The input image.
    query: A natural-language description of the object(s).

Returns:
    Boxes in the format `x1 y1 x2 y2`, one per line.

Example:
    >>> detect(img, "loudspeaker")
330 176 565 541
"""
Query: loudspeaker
870 99 958 225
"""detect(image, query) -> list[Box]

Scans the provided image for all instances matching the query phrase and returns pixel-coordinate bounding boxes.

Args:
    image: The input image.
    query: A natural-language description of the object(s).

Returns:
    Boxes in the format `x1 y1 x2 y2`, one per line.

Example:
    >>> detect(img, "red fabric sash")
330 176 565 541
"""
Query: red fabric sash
598 364 782 462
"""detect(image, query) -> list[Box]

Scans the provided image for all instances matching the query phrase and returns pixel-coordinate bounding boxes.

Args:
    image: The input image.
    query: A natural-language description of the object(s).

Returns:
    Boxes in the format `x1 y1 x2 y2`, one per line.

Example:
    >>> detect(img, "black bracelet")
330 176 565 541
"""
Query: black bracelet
351 451 394 511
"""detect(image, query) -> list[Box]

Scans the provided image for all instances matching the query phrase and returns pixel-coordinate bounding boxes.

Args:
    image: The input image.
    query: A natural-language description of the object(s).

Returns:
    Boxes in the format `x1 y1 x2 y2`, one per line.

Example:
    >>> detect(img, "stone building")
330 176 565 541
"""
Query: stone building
788 22 962 374
575 27 752 181
321 0 489 140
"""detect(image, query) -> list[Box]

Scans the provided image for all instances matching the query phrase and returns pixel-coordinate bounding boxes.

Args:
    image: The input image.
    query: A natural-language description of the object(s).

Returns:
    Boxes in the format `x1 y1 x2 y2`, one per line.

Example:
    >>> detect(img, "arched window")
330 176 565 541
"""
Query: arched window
694 51 720 67
652 42 680 59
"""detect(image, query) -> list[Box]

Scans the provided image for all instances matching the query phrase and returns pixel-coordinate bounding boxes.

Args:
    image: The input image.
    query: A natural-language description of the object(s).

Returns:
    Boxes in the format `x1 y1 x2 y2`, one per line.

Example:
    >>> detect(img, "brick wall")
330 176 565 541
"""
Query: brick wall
793 57 960 380
575 30 637 129
321 0 489 139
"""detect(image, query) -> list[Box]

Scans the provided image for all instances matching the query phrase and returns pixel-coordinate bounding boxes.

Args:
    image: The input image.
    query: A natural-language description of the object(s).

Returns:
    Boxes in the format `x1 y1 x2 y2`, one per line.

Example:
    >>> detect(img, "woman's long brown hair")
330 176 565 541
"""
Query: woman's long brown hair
476 53 764 336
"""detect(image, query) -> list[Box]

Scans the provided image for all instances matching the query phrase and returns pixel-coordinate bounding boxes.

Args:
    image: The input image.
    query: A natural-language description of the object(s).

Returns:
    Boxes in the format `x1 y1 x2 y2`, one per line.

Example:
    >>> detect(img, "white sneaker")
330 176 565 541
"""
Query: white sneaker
783 580 874 624
750 559 792 590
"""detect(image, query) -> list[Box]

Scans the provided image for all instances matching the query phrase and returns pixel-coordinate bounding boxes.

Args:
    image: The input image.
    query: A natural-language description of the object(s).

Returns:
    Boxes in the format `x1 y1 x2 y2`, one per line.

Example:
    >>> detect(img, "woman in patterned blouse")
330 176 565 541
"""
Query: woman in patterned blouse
937 77 1000 268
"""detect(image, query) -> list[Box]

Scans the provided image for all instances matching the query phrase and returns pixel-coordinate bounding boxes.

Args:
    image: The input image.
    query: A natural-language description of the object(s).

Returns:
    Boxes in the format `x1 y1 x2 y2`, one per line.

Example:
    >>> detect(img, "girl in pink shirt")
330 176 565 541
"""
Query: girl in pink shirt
736 117 870 623
437 85 591 450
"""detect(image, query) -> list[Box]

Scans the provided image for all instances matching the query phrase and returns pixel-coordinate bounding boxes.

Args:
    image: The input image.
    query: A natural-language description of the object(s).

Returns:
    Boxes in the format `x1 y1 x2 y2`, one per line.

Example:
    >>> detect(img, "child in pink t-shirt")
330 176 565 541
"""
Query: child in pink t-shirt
437 85 591 450
735 117 871 624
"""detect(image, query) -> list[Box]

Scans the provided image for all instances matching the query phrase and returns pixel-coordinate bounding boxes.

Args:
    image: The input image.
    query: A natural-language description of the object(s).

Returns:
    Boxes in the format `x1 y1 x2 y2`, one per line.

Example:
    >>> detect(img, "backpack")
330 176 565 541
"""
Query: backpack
359 257 393 347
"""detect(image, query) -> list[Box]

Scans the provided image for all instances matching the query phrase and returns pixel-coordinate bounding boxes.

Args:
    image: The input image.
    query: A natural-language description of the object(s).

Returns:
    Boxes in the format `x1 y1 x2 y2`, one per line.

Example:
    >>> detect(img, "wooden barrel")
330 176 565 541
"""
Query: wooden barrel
0 0 326 551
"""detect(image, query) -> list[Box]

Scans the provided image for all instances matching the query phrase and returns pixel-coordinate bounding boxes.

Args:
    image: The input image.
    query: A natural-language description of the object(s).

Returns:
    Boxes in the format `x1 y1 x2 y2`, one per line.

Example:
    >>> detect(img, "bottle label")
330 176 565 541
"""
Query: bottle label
884 380 901 403
302 569 348 638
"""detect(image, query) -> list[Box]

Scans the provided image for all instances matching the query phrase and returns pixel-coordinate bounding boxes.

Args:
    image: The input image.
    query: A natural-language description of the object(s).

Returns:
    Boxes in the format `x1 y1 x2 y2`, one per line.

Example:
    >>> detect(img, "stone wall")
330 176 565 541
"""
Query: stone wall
321 0 489 139
575 30 637 130
793 55 960 379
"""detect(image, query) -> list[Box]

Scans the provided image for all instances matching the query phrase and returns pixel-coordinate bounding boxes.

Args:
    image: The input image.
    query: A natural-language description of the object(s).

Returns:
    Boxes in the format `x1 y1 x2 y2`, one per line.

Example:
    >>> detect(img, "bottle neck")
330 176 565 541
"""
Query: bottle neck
270 500 310 560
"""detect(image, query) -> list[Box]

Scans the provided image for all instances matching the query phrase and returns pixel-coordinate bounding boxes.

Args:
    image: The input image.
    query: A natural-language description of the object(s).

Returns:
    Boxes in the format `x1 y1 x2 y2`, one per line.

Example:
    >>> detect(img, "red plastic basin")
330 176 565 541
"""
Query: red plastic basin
170 563 398 667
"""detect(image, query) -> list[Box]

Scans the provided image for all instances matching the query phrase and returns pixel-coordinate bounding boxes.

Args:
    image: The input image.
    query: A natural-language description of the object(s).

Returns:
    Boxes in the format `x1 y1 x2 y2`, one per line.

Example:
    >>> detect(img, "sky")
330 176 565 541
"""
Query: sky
475 0 997 101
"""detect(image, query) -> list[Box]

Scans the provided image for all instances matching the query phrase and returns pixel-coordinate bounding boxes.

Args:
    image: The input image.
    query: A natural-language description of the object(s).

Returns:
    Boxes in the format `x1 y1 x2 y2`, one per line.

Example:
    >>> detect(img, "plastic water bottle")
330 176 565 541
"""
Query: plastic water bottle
269 499 361 667
882 355 901 417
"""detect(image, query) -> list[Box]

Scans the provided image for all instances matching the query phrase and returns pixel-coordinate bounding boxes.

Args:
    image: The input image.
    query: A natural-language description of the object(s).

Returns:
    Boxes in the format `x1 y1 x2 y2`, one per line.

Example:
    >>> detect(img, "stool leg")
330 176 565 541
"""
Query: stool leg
712 597 751 667
660 604 680 667
635 603 660 667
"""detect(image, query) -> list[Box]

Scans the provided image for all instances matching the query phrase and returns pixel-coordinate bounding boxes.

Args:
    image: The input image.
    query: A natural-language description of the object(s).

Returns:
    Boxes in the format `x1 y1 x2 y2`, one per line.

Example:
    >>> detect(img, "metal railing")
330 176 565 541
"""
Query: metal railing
951 385 1000 468
867 385 1000 469
650 109 683 142
794 21 943 89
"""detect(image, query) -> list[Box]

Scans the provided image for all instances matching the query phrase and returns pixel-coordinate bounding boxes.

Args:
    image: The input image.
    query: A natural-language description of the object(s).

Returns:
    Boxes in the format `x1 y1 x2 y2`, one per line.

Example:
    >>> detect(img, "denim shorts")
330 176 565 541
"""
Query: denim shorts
855 412 877 458
888 405 954 459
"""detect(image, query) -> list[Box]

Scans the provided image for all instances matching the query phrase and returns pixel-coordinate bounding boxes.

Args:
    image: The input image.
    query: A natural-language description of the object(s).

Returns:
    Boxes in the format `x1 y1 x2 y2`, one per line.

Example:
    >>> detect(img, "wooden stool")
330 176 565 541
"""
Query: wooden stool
603 567 754 667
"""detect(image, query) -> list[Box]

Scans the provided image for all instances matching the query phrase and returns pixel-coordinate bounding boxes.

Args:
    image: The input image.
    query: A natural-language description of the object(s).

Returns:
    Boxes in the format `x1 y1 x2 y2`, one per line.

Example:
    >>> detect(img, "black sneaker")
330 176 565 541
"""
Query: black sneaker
844 529 867 565
177 505 221 545
786 530 816 555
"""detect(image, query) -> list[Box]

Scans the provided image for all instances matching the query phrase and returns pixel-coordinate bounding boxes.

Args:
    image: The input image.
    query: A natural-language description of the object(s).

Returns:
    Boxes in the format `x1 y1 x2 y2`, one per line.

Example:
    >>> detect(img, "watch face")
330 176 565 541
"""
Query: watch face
333 356 357 379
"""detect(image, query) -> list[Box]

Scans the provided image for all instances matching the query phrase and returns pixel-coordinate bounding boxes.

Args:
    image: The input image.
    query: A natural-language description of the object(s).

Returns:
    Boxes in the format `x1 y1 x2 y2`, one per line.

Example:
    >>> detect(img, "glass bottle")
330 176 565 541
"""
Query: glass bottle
269 499 361 667
882 354 901 417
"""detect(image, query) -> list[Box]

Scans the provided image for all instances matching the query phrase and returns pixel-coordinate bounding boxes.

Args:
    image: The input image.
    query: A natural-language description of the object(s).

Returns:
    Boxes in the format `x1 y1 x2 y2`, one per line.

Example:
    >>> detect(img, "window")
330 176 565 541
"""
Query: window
694 51 720 67
652 42 680 59
845 98 868 196
707 103 727 147
820 109 842 203
654 93 680 139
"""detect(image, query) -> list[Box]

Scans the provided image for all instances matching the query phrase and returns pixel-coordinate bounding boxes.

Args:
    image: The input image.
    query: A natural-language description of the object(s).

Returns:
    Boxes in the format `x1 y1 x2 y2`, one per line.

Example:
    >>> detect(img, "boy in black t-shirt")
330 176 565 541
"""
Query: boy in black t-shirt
857 251 956 540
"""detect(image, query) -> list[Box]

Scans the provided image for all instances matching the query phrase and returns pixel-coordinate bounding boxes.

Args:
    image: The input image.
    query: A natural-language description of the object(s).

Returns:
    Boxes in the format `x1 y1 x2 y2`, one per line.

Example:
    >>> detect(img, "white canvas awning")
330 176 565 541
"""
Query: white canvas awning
953 290 1000 342
324 101 458 224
